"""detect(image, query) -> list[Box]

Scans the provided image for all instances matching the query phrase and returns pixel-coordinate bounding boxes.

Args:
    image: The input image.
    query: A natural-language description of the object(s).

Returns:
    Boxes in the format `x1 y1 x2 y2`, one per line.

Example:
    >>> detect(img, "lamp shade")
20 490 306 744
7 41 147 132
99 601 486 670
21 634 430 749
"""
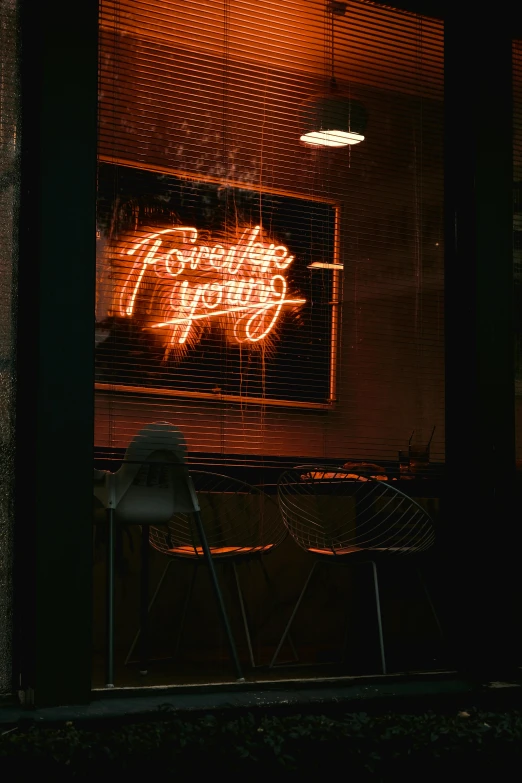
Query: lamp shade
300 94 367 148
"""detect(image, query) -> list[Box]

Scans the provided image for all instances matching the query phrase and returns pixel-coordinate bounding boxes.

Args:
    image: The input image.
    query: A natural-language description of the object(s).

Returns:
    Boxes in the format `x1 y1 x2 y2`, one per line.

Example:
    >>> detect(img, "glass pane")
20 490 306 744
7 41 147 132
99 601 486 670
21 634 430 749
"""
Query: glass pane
94 0 444 688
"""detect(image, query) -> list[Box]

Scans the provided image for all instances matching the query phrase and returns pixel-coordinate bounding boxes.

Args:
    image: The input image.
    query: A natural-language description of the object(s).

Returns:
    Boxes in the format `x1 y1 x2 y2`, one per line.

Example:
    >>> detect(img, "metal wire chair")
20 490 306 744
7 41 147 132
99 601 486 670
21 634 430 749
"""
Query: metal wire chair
126 470 287 669
269 465 439 673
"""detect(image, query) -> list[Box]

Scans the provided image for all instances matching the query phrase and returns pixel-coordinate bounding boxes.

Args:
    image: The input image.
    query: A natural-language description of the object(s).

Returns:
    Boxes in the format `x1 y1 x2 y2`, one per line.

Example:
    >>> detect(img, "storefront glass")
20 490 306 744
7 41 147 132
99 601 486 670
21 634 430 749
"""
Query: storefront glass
94 0 444 688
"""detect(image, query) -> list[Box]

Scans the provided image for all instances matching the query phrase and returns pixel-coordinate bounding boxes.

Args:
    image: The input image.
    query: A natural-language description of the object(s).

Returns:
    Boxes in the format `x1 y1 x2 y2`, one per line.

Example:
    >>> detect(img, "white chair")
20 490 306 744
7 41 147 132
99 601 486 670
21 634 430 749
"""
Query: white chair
93 422 244 686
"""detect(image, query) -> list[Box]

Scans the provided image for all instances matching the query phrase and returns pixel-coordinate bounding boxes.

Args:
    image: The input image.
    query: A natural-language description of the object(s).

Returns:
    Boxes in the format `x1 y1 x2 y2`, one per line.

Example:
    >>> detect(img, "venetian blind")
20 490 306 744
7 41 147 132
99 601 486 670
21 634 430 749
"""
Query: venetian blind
96 0 444 477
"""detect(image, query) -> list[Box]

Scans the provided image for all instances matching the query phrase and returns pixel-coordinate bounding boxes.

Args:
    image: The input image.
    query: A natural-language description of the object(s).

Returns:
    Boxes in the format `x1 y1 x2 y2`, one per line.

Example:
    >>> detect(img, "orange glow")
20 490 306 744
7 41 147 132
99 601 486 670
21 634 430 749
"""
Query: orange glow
308 546 362 555
151 294 307 342
97 160 342 407
94 381 333 410
301 471 388 481
116 225 306 357
302 471 370 481
166 544 274 556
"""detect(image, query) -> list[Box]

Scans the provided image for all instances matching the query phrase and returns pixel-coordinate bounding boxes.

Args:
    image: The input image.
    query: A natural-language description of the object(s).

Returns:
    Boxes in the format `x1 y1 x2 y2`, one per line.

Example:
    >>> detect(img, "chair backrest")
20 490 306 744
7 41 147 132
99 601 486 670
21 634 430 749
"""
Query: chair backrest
149 471 286 558
277 466 435 556
111 423 199 525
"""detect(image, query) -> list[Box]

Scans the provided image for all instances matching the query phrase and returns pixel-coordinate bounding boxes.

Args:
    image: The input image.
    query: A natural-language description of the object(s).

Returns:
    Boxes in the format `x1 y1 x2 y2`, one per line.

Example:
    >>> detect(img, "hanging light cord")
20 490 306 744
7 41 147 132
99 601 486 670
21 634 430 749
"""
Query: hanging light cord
327 1 347 89
331 5 336 87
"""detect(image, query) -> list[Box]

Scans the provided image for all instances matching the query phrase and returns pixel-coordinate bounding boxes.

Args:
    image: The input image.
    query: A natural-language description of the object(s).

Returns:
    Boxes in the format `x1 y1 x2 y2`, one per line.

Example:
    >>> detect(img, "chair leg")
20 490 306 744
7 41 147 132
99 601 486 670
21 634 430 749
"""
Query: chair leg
139 525 150 675
341 603 352 664
233 562 256 669
416 566 445 644
172 563 199 662
192 510 244 681
338 566 356 664
269 561 318 669
370 561 387 675
124 558 173 666
105 507 115 688
259 557 299 663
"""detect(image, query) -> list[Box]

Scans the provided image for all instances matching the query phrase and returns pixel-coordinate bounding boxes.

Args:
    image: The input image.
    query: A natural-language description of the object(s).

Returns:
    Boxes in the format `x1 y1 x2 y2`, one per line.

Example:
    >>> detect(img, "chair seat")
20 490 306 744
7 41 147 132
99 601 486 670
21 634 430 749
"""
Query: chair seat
303 470 388 481
164 543 275 557
308 546 363 555
308 545 424 556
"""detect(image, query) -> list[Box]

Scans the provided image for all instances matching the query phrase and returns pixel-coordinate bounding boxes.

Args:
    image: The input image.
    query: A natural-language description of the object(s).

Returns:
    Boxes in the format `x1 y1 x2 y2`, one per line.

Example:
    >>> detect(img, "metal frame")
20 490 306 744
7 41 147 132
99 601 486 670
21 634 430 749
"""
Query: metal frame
270 555 444 674
14 0 98 706
269 558 387 673
124 558 261 670
101 477 245 687
124 540 298 672
12 0 520 705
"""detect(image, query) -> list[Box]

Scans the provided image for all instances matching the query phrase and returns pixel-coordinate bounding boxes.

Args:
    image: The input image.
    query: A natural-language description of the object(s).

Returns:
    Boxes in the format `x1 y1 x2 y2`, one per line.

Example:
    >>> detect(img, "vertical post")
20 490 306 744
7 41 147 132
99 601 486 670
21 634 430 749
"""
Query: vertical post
192 510 244 681
139 524 150 675
0 0 19 697
14 1 98 705
105 509 115 688
371 561 386 675
443 11 520 678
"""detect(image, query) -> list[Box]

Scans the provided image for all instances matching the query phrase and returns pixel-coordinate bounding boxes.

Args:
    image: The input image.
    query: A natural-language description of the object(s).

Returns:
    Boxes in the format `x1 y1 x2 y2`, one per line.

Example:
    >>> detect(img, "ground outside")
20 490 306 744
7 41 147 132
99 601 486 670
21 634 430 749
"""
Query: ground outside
1 670 522 778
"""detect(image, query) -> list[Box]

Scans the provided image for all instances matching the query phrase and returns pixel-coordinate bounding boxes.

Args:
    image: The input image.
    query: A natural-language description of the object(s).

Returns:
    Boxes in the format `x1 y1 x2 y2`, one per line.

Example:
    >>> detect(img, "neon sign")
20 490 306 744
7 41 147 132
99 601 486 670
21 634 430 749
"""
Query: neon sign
96 161 339 408
118 224 306 359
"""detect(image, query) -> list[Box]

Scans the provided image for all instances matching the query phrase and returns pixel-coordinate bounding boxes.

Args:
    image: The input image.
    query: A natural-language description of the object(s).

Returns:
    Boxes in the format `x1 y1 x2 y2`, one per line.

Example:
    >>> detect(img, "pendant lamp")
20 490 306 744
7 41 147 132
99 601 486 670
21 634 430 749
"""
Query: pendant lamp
300 1 367 148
